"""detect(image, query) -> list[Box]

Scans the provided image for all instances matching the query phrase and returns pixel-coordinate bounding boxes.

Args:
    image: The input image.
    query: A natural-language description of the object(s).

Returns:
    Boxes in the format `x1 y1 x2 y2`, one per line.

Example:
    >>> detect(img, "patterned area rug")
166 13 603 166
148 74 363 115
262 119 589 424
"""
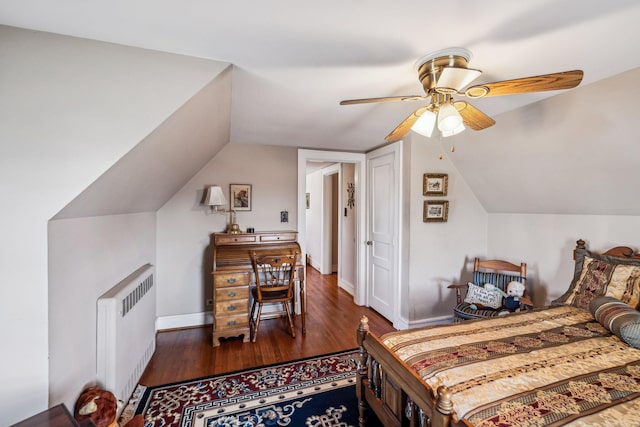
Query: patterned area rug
120 349 381 427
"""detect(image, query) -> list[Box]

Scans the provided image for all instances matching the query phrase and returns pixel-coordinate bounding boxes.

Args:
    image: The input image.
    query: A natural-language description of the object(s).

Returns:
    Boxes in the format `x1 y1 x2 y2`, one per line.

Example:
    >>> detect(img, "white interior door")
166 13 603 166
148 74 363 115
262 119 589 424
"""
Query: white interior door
366 145 399 322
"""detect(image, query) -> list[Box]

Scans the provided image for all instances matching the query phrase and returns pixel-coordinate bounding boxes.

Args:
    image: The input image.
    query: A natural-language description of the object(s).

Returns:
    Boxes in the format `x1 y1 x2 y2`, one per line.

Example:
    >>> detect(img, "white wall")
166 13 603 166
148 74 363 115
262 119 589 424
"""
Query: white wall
156 143 298 327
305 169 323 271
48 213 156 410
339 163 357 293
0 26 228 425
488 214 640 306
451 69 640 216
405 134 488 323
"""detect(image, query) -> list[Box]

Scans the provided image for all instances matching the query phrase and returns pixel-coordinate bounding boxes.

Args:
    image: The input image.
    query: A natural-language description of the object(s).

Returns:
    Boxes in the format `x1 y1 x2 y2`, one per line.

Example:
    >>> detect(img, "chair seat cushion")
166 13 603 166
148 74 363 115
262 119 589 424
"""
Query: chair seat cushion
454 302 503 320
453 302 529 321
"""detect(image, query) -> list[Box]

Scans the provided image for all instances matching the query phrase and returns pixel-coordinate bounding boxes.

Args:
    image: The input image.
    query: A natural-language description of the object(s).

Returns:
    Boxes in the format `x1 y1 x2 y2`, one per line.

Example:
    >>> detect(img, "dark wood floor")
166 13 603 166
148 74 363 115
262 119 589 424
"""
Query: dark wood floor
139 267 395 386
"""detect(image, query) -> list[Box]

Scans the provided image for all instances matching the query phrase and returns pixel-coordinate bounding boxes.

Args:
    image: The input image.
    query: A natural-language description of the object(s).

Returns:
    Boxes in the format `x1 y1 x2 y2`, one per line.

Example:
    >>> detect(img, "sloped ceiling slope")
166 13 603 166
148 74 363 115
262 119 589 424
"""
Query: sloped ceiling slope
54 66 232 219
447 68 640 215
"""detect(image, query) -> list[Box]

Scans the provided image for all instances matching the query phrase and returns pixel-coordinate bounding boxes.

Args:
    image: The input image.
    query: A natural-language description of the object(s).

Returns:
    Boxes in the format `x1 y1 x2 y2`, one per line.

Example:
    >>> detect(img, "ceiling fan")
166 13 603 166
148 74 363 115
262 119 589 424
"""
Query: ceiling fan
340 47 583 142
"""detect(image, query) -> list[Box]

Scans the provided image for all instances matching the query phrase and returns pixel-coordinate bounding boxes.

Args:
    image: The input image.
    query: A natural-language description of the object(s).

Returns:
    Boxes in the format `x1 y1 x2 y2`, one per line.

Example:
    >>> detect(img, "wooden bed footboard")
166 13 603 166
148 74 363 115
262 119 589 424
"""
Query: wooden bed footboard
356 316 463 427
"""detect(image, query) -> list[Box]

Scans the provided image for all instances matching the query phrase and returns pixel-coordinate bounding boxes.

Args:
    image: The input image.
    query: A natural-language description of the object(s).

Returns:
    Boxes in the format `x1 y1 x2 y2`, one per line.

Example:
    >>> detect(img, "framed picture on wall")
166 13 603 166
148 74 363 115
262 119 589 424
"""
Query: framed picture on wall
423 173 448 196
230 184 252 211
423 200 449 222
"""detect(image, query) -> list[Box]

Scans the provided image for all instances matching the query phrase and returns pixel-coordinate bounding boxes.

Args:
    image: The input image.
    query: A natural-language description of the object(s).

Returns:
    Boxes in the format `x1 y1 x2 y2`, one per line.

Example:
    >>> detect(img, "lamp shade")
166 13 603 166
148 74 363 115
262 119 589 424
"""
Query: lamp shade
440 122 465 137
205 186 228 206
411 110 436 137
437 102 463 132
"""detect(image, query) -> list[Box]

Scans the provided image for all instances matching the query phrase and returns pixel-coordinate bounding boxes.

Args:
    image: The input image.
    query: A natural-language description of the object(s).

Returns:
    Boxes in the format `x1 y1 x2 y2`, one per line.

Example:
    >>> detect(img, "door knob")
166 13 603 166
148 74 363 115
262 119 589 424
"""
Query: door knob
366 241 373 245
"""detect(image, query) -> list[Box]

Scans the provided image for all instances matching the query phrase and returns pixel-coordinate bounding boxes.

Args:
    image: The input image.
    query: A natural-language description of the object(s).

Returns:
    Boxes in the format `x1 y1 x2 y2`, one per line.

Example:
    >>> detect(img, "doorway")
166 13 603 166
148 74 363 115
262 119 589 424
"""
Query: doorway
304 162 358 295
297 150 366 306
297 147 402 327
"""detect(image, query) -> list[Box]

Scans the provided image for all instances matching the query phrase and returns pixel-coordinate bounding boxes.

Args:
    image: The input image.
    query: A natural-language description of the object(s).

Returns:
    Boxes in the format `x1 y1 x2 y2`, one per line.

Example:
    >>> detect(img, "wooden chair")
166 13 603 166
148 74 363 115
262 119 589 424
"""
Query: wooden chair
250 252 299 342
448 258 531 321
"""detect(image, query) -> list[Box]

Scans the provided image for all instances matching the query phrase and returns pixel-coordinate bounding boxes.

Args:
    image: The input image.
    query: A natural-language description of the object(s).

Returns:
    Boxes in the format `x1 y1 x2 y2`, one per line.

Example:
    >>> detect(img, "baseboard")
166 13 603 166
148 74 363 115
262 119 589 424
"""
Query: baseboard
337 277 355 295
406 314 453 329
156 312 213 331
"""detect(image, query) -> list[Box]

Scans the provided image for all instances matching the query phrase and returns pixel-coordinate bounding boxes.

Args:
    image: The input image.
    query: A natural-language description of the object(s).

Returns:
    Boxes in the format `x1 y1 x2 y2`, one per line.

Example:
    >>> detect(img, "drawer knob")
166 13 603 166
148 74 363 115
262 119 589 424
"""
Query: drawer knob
227 291 237 297
227 278 237 284
227 305 236 311
227 320 236 326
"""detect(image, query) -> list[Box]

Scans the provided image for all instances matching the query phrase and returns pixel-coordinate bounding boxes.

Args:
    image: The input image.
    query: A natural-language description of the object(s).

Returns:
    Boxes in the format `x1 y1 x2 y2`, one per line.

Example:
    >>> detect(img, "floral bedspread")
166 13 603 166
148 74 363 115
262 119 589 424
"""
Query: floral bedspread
382 306 640 426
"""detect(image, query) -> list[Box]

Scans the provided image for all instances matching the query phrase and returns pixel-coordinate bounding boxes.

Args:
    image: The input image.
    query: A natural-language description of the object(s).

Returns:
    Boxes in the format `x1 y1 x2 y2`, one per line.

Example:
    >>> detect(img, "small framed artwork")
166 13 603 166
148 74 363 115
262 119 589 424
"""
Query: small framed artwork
424 200 449 222
423 173 448 196
230 184 252 211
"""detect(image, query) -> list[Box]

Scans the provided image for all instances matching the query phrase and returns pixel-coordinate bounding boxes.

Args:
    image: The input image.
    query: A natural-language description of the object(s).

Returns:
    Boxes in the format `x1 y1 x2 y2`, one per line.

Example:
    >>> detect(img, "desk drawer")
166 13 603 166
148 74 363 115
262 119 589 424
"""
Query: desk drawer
216 234 257 245
215 286 249 301
214 272 249 287
216 315 249 330
215 299 249 315
259 232 297 242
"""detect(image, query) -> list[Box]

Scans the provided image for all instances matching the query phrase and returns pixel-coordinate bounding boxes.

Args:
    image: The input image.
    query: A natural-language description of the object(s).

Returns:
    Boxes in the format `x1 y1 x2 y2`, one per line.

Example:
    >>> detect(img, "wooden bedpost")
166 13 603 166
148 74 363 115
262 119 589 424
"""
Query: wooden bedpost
436 385 453 414
356 316 369 427
574 238 586 260
430 385 454 427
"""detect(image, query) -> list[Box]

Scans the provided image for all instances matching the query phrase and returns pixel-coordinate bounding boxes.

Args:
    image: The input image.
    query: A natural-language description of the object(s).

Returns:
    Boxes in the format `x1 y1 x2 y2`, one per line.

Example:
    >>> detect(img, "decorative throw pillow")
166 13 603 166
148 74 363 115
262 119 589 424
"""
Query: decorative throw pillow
552 248 640 310
464 282 503 310
589 296 640 348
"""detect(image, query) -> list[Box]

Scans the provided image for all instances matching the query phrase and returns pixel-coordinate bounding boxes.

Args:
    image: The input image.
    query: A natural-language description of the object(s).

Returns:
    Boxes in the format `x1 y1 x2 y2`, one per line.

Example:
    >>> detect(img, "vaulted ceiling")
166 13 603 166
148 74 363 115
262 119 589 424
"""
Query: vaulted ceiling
2 0 639 216
2 0 638 153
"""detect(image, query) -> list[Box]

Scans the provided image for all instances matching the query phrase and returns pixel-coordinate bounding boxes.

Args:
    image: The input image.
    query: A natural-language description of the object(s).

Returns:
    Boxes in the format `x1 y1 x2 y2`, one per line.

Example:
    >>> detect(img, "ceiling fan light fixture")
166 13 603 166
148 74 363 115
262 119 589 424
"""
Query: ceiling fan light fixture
411 110 436 137
440 122 465 137
437 102 463 132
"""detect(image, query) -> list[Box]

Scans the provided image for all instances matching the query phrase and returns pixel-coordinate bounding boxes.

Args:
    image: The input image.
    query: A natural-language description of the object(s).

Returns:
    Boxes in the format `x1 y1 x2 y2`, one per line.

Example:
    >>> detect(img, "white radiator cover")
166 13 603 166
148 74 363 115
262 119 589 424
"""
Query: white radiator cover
97 264 156 402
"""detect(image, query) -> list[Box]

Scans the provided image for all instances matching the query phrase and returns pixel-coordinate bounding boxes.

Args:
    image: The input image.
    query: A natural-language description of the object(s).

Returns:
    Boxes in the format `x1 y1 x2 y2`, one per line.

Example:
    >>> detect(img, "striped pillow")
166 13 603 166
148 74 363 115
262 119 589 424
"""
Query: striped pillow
589 296 640 348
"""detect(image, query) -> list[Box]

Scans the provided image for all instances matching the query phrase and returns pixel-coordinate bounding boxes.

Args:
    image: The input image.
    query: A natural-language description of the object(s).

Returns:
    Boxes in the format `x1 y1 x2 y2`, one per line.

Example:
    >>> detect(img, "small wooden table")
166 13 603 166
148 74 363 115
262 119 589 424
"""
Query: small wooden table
12 404 90 427
211 231 305 346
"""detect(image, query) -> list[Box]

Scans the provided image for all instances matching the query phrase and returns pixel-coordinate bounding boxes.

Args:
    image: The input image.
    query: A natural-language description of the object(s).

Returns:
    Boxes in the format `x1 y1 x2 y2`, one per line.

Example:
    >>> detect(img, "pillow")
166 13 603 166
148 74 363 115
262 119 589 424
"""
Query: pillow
464 282 503 309
589 296 640 348
552 248 640 310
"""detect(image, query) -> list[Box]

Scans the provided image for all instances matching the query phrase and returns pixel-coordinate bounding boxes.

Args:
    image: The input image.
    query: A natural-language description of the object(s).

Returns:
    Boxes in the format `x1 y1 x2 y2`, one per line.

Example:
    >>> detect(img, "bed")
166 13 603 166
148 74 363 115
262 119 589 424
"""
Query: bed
356 239 640 427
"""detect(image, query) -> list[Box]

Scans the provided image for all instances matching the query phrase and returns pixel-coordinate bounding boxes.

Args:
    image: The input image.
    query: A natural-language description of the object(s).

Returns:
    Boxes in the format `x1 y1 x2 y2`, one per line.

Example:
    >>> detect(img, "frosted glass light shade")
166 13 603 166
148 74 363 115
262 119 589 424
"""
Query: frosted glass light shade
411 110 436 137
205 185 228 206
440 122 465 137
437 102 463 132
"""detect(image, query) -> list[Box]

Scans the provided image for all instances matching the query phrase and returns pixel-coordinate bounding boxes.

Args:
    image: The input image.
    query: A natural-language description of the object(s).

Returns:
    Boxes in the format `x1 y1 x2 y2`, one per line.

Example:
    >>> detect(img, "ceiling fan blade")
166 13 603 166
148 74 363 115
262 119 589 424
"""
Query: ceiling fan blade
436 67 482 93
384 107 429 142
464 70 584 98
454 101 496 130
340 95 427 105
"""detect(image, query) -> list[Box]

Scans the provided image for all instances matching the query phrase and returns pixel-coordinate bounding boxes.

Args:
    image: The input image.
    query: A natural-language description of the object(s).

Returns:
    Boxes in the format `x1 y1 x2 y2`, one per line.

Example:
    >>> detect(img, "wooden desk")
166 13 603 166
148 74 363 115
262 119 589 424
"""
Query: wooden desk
211 231 305 346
